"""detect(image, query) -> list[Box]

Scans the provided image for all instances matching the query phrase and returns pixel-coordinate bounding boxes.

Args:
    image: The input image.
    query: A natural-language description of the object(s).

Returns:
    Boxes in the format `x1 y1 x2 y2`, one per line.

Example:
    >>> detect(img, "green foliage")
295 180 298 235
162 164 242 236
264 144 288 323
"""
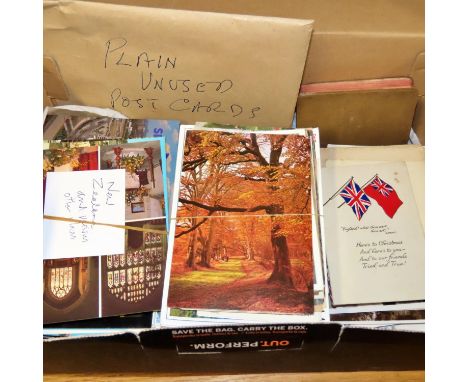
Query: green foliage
44 148 80 168
170 308 198 318
125 187 149 204
171 259 245 289
120 154 145 173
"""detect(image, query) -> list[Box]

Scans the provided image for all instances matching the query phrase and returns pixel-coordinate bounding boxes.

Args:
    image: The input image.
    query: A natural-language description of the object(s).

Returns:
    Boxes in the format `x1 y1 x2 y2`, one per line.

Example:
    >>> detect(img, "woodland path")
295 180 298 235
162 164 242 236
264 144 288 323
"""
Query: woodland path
168 256 313 314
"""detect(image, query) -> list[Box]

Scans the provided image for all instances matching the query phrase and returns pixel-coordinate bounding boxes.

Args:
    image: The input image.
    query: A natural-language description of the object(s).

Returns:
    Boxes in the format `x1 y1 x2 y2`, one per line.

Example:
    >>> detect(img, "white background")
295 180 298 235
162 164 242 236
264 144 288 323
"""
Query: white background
0 0 466 380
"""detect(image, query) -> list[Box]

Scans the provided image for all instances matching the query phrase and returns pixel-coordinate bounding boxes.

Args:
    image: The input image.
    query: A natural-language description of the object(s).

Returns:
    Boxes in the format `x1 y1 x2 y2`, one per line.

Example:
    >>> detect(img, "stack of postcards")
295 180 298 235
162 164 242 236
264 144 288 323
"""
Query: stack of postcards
161 124 327 326
43 112 424 337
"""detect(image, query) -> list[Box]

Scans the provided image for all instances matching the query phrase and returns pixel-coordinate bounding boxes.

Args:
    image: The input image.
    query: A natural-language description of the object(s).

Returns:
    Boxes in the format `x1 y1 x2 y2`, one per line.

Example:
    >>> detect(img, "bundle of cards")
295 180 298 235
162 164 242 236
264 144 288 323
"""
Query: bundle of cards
43 137 169 324
161 125 327 326
320 144 425 330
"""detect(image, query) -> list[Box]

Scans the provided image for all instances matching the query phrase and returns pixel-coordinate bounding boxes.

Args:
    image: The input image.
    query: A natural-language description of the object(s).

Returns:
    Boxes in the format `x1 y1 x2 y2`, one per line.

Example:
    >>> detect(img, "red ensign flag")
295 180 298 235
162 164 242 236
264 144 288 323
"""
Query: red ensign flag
363 175 403 218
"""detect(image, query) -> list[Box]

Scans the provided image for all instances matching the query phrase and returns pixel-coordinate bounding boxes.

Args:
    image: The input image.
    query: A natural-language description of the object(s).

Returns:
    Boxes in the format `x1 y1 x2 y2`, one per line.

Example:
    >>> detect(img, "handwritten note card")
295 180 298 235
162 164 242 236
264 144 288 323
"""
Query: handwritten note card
43 170 125 260
322 162 424 305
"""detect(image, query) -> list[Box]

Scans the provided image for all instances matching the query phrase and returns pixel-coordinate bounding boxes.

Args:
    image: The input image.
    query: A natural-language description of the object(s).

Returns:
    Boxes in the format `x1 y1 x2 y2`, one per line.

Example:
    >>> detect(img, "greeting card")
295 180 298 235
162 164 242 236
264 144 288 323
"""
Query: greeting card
322 161 424 306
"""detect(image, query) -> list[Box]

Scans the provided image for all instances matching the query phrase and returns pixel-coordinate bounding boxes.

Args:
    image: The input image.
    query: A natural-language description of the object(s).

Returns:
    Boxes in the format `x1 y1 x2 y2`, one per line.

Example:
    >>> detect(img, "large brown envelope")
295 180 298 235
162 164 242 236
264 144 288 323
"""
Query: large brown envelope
44 1 313 128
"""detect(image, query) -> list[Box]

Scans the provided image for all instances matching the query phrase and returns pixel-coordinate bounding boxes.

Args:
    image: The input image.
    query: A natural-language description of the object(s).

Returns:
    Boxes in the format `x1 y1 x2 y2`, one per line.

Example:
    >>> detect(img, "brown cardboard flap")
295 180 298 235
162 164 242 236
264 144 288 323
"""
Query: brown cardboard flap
412 96 425 145
297 88 419 146
43 56 69 101
411 52 425 96
44 1 313 127
305 32 423 84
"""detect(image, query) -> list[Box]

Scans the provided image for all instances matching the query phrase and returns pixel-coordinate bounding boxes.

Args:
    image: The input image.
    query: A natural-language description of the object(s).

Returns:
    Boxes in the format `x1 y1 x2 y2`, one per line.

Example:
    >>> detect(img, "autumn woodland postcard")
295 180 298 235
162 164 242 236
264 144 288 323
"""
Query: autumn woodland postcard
164 127 321 317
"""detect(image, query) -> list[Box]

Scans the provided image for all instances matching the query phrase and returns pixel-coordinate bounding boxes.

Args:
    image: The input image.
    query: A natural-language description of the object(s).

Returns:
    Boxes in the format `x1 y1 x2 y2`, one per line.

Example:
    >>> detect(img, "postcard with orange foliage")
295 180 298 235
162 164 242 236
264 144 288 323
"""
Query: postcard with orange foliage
162 126 326 325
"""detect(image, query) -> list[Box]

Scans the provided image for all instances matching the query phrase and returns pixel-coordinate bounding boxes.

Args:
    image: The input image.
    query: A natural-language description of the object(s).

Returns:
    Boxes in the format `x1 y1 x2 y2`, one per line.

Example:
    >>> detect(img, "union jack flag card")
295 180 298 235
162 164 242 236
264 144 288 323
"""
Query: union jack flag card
321 162 424 306
339 178 372 221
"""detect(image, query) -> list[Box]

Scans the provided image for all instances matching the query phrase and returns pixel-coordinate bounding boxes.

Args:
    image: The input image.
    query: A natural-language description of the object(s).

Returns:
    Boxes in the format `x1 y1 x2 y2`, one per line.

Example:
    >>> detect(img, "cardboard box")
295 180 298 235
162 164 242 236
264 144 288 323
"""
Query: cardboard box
43 2 425 373
44 323 424 374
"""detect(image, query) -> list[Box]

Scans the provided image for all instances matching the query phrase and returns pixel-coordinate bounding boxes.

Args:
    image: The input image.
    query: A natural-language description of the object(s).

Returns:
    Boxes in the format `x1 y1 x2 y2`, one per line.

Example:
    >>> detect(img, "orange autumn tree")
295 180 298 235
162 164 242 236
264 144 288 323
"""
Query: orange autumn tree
177 131 312 288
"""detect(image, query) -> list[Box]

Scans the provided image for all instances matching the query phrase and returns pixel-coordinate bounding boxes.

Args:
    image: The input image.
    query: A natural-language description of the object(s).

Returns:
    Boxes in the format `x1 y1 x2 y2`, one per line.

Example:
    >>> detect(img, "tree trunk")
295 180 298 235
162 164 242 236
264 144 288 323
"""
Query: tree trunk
264 137 293 287
199 218 215 267
245 245 251 260
245 236 254 261
267 206 294 288
186 221 198 268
